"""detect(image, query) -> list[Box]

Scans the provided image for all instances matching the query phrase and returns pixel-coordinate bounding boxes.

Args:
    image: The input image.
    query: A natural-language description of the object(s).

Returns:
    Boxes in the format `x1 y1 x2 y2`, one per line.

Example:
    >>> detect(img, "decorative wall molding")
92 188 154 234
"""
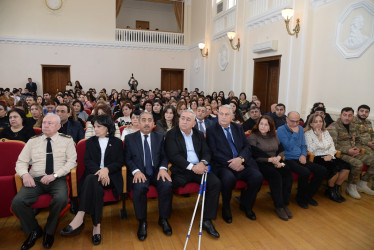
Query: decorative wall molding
252 40 278 53
0 36 187 52
335 1 374 59
246 5 288 30
214 7 236 39
218 44 229 71
310 0 335 8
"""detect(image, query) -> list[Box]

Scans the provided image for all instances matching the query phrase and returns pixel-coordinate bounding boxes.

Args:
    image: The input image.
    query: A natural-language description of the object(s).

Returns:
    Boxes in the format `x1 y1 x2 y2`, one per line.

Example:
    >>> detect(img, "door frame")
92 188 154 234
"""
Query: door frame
41 64 71 95
160 68 184 91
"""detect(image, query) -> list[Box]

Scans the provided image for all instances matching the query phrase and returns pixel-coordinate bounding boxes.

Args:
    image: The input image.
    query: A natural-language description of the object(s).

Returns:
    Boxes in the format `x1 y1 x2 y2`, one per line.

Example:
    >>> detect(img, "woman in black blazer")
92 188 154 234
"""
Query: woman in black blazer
61 115 124 245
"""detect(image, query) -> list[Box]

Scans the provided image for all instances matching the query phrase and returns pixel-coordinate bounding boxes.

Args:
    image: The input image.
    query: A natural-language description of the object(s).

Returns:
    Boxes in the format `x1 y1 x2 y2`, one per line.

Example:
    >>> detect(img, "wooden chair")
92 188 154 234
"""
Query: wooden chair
0 140 25 217
71 139 128 219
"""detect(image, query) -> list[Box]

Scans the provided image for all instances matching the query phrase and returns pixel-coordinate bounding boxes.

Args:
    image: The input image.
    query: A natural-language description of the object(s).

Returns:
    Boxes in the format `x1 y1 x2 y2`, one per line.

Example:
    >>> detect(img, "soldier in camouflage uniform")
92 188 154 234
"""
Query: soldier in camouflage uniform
327 107 374 199
352 105 374 190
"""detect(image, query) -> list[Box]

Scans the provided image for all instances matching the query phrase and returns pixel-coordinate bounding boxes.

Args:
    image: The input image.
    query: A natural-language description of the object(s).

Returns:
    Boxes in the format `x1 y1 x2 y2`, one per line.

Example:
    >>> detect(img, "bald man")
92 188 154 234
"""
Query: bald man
277 111 326 209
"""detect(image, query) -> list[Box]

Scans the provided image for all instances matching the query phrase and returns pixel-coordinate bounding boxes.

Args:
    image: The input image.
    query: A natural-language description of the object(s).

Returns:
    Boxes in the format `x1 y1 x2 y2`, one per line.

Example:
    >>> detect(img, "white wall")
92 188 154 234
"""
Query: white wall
0 0 115 42
116 0 179 32
0 43 189 94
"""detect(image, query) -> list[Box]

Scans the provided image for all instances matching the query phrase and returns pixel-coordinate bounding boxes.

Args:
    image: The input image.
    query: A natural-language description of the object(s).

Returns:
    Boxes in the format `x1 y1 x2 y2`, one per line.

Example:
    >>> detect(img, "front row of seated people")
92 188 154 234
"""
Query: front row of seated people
10 104 374 249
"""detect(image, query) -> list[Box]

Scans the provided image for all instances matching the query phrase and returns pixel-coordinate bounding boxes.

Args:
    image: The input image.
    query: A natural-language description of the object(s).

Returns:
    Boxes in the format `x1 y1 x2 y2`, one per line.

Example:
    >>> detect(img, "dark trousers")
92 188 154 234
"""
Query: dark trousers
216 166 263 211
172 172 221 220
78 174 112 226
285 160 327 202
131 173 173 221
258 162 293 208
314 156 350 180
11 176 68 235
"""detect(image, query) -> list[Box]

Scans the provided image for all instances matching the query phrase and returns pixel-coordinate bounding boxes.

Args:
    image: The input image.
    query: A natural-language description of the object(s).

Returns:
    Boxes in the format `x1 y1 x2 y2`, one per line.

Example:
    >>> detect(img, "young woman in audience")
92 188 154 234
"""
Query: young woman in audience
156 105 178 135
110 92 119 106
74 80 83 91
117 102 133 127
85 104 121 139
0 102 10 129
15 100 31 117
73 100 89 121
304 113 350 202
28 104 44 128
0 88 14 108
304 102 334 127
0 108 35 142
176 100 187 117
66 81 74 91
152 99 163 123
211 92 218 100
86 91 96 104
121 110 141 140
36 96 44 106
211 99 219 116
229 101 244 124
60 115 124 245
218 91 225 104
144 100 153 113
248 115 293 221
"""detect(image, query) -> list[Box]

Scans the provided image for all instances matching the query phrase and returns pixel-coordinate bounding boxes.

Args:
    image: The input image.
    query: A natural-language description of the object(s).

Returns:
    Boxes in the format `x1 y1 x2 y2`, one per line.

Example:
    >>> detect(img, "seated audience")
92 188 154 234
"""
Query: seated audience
72 100 88 121
194 105 214 135
271 103 287 128
44 100 56 114
277 111 326 209
0 108 35 142
27 104 44 128
0 88 14 108
125 112 172 240
305 102 334 127
206 105 263 223
56 104 84 144
238 92 250 112
327 107 374 199
305 113 350 202
121 110 141 140
248 115 293 220
85 104 121 139
11 114 76 249
229 101 244 124
243 102 257 121
117 102 133 127
61 115 124 245
242 106 261 132
156 105 178 135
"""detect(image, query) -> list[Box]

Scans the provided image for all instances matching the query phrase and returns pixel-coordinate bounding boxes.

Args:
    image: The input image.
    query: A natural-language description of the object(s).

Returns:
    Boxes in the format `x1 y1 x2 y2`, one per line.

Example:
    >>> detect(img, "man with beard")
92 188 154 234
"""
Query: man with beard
328 107 374 199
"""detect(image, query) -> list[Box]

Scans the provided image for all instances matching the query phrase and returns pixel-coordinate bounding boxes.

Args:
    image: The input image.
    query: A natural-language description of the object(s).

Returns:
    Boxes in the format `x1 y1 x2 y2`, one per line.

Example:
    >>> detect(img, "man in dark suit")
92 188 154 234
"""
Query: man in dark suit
206 105 263 224
25 77 37 96
242 106 261 132
194 105 214 135
165 110 221 238
56 104 84 144
124 112 172 241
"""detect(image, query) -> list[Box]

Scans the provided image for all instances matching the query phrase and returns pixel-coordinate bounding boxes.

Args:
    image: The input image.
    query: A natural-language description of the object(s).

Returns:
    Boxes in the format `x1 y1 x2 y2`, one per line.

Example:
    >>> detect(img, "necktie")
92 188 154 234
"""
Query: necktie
198 121 205 134
143 135 153 176
224 127 238 158
46 137 54 175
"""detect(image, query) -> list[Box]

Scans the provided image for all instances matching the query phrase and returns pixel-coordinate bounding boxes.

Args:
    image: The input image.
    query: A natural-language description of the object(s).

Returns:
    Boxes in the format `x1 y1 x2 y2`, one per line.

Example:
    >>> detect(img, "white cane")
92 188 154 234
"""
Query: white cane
183 172 206 250
198 170 208 250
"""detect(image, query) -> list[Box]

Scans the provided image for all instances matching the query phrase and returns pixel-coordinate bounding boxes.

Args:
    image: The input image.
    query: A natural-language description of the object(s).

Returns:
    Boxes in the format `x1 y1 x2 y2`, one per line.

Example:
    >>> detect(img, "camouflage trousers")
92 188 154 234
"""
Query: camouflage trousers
341 150 374 184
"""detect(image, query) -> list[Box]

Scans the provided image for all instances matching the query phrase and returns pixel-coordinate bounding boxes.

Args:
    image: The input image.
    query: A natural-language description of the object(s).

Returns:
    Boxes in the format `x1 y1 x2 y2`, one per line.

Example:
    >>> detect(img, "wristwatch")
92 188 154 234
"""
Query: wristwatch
201 160 208 166
53 173 58 178
239 156 245 163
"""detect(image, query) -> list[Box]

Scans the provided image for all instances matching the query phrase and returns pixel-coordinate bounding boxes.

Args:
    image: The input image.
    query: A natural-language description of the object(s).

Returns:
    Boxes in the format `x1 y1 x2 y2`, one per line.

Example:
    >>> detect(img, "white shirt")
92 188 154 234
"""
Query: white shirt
98 137 109 169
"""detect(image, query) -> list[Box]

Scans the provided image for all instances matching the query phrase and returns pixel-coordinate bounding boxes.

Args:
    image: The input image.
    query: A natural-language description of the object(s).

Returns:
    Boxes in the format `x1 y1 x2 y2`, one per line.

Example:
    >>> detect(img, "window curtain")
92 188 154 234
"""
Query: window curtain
116 0 123 17
174 2 184 32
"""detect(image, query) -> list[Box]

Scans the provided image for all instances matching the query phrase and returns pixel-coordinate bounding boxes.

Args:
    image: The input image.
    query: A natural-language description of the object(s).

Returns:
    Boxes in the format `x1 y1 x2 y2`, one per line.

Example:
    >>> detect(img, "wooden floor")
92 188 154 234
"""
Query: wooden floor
1 184 374 250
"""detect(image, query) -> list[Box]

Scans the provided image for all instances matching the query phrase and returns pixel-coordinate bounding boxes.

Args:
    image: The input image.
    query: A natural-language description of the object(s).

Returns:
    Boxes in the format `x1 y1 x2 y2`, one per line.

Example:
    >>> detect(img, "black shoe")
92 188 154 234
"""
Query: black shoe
326 187 341 203
137 221 147 241
158 218 172 236
307 198 318 206
92 234 101 245
222 208 232 224
283 206 293 219
202 220 220 238
334 185 346 202
296 197 308 209
274 208 288 221
60 223 85 236
21 226 43 250
42 233 54 249
240 204 256 220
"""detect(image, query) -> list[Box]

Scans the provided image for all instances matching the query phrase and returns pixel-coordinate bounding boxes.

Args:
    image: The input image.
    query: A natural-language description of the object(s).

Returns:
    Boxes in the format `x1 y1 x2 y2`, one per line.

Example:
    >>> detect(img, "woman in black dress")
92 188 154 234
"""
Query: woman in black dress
0 108 35 142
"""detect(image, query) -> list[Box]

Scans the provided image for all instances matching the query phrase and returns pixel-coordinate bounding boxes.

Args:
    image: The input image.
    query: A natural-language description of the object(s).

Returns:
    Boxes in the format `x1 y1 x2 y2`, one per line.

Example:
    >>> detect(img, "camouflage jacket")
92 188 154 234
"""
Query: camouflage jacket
327 118 362 154
352 116 374 146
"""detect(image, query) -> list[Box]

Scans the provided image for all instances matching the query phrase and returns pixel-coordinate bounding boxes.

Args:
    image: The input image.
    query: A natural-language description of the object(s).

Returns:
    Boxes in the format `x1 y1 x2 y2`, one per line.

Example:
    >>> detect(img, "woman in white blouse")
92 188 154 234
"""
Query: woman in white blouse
304 114 350 203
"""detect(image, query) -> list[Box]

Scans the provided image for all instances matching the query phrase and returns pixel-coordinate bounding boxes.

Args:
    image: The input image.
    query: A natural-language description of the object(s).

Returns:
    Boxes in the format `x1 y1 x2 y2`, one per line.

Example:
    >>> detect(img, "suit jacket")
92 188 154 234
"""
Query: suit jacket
165 127 211 181
194 118 214 133
206 122 257 170
66 120 84 144
124 131 168 176
82 136 124 198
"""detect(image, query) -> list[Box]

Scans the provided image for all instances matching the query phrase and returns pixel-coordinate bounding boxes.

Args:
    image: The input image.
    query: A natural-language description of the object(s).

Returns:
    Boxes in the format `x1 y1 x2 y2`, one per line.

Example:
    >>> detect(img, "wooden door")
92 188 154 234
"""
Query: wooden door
253 56 281 113
42 65 70 97
161 68 184 91
136 20 149 29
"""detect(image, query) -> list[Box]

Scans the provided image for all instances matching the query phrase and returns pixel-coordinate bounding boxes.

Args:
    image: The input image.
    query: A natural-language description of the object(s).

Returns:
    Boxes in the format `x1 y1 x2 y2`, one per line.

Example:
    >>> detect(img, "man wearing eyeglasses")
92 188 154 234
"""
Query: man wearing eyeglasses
277 111 326 209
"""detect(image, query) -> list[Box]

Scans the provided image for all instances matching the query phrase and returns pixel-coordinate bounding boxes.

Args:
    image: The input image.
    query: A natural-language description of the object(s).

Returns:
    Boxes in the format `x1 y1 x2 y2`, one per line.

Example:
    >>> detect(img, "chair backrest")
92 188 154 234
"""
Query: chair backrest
33 127 42 135
84 109 92 115
76 139 87 183
119 125 128 135
0 140 25 176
